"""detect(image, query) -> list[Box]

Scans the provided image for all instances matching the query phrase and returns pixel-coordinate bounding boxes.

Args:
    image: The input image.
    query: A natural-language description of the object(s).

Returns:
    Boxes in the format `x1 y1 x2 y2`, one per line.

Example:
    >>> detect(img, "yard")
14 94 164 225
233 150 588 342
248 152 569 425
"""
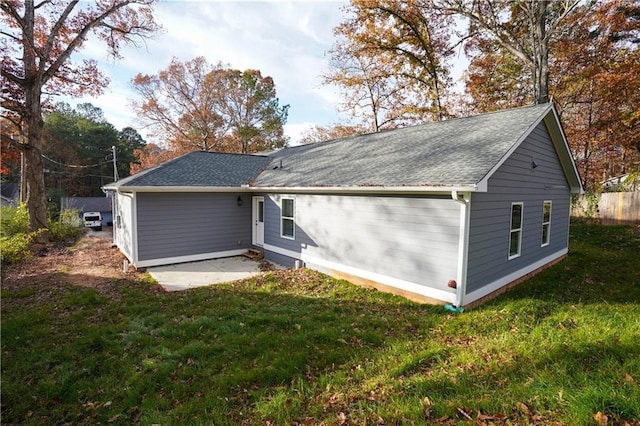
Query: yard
1 222 639 425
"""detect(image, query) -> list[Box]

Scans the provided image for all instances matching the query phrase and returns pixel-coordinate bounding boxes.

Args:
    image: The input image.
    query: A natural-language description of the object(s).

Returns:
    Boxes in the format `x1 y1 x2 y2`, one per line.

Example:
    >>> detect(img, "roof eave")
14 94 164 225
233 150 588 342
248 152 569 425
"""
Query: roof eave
475 104 584 194
103 184 480 194
103 185 253 193
251 185 479 194
543 108 584 194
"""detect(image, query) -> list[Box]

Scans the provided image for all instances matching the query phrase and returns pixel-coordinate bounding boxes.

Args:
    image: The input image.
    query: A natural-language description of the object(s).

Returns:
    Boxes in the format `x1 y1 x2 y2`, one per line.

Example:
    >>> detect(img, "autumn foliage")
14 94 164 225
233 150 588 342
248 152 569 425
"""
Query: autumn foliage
329 0 639 190
1 0 159 235
464 0 640 189
131 57 289 157
130 143 179 175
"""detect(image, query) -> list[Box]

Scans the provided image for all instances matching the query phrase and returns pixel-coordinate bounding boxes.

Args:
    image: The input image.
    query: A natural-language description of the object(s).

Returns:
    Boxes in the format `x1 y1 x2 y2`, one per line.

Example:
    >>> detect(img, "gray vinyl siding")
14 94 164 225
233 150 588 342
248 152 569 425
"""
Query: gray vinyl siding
264 194 460 293
264 250 298 268
136 192 251 261
466 121 572 294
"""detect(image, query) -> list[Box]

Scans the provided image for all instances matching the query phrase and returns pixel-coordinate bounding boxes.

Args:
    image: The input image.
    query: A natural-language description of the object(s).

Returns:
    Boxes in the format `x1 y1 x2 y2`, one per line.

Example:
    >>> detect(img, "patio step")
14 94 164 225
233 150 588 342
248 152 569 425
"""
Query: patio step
244 248 264 260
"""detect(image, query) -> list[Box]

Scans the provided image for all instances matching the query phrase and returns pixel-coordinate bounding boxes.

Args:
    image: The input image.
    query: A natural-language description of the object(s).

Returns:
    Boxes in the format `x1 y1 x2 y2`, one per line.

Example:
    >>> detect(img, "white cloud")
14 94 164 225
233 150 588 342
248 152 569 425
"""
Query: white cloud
63 1 349 144
284 121 316 146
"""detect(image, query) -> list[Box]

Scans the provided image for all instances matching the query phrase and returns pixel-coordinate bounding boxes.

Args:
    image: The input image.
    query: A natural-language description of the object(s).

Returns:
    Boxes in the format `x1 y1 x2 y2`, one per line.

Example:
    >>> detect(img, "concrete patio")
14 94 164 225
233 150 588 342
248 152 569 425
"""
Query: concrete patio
148 256 285 292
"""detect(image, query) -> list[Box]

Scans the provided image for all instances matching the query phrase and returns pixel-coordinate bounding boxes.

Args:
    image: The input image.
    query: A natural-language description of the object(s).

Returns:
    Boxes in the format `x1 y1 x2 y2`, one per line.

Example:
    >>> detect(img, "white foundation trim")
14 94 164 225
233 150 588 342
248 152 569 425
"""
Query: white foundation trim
464 248 568 305
264 244 457 304
135 249 248 268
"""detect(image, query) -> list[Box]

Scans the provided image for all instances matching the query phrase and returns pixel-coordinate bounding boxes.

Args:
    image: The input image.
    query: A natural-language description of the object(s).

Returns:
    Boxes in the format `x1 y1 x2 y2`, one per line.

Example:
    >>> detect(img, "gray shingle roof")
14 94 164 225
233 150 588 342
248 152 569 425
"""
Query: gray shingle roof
109 151 271 188
106 104 574 192
255 103 552 188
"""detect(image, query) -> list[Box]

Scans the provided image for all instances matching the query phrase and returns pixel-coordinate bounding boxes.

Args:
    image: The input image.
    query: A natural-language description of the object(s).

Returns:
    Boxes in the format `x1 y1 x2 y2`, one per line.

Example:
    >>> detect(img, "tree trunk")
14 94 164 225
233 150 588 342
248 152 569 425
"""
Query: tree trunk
24 77 49 240
533 0 550 104
21 1 49 241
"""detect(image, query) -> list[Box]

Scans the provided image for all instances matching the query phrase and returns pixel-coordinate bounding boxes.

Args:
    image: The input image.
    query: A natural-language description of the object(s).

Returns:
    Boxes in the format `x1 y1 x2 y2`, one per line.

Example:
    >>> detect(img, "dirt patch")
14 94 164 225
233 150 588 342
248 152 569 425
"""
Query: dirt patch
1 233 146 308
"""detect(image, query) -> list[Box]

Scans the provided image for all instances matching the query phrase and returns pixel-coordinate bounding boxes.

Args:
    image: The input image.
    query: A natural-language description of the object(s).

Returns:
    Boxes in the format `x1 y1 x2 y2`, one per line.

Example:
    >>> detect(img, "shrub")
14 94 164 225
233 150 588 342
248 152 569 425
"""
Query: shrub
48 220 84 242
59 209 82 227
0 204 29 237
0 231 37 265
0 205 84 264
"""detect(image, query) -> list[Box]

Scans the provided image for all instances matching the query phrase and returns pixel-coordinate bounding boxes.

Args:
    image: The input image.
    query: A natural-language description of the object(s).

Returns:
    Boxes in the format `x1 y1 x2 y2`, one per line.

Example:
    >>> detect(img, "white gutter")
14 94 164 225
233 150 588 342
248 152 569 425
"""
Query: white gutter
103 184 480 194
254 185 479 194
102 186 253 193
451 190 471 308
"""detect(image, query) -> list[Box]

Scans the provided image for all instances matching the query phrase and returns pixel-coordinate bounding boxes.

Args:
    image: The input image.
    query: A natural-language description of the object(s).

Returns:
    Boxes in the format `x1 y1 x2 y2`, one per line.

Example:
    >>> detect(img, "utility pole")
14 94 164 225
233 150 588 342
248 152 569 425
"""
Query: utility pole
111 145 119 182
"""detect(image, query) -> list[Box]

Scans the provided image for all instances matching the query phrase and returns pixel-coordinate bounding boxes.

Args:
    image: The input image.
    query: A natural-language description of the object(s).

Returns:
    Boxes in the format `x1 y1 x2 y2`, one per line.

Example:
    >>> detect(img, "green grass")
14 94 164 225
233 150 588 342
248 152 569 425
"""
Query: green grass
1 222 639 425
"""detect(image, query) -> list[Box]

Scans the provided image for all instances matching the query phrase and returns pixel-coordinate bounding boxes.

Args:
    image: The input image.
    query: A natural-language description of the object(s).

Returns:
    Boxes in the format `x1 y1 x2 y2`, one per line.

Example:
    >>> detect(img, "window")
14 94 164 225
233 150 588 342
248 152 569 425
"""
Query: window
509 203 523 259
281 198 295 239
541 201 552 246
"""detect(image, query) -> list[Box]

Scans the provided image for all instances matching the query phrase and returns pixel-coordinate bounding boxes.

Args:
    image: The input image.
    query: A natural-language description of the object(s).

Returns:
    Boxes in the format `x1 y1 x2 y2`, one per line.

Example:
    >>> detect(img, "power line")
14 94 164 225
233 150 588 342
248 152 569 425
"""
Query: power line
41 154 113 169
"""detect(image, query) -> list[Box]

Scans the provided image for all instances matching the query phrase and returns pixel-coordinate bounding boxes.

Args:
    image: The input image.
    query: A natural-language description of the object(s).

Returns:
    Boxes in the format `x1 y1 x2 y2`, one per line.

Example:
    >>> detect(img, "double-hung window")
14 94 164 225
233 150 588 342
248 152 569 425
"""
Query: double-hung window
281 198 295 239
509 203 523 259
541 201 552 247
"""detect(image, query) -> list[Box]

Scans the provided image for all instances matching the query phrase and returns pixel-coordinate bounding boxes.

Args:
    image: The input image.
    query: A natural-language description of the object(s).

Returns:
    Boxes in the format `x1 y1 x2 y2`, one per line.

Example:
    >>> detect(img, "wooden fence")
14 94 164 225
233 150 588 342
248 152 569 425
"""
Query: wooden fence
572 192 640 224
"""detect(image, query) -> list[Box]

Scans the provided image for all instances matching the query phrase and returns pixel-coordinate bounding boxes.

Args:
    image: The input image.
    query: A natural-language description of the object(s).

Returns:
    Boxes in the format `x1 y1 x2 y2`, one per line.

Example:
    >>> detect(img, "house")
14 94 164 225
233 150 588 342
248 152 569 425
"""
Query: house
104 103 582 307
1 183 20 207
61 196 113 226
601 174 639 192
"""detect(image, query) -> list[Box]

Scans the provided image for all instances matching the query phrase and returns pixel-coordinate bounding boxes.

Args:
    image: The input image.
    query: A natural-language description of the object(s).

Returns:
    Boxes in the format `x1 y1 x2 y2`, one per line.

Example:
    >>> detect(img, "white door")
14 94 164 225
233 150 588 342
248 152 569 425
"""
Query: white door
252 196 264 246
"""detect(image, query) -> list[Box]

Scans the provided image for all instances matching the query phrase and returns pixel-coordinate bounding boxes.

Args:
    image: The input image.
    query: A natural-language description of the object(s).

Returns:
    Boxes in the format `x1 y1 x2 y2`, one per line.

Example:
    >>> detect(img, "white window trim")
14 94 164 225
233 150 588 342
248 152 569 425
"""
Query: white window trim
280 197 295 240
541 200 552 247
508 202 523 260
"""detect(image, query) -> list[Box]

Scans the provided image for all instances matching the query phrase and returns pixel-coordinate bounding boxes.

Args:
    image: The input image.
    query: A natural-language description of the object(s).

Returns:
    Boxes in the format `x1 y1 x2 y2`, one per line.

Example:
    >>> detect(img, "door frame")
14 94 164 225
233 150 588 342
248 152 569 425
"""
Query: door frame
252 196 265 246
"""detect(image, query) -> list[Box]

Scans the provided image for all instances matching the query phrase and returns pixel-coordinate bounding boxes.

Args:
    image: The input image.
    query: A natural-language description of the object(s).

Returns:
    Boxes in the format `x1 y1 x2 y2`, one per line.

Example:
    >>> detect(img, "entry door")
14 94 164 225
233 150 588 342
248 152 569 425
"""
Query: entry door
253 196 264 246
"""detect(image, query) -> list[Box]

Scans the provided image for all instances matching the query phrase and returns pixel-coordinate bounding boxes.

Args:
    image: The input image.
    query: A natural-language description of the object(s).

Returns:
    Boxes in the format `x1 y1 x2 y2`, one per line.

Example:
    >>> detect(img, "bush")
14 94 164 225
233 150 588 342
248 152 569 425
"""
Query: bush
59 209 82 227
0 205 84 264
48 220 84 242
0 204 29 237
0 232 37 265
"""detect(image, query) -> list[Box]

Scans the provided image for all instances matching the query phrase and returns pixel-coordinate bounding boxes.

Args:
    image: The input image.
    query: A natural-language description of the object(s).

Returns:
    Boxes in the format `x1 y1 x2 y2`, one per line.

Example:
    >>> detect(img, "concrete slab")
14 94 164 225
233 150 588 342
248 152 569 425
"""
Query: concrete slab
148 256 285 292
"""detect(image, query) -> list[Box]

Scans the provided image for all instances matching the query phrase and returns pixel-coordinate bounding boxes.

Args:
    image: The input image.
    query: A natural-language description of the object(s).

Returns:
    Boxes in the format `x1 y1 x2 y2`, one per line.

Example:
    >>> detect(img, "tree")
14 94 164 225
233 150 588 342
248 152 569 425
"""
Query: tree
130 143 179 175
212 69 290 153
131 57 289 154
42 103 146 196
553 0 640 189
326 0 454 130
1 0 159 237
429 0 582 105
463 0 639 189
1 118 22 180
464 33 533 111
299 123 369 144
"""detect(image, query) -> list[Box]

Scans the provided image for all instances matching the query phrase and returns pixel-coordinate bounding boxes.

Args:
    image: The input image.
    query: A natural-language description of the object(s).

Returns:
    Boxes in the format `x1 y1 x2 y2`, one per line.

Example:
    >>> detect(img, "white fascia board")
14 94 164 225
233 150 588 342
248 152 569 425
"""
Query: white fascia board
106 184 479 195
543 108 584 194
475 103 553 191
251 185 478 195
110 186 253 193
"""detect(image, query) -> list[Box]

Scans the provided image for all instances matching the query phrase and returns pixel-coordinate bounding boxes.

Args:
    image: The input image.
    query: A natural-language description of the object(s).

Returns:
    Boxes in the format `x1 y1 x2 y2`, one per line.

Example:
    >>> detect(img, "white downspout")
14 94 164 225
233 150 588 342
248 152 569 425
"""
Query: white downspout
132 191 139 267
451 191 471 309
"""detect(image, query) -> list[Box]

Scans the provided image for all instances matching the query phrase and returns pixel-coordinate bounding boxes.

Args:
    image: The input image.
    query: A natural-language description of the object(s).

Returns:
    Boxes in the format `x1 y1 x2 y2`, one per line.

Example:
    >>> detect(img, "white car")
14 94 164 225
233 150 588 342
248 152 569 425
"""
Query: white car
83 212 102 231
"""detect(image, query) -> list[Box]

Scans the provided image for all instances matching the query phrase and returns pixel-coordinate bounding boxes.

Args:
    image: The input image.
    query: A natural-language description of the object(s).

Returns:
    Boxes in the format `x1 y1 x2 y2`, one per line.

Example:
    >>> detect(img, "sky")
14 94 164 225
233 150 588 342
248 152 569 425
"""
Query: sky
64 0 352 146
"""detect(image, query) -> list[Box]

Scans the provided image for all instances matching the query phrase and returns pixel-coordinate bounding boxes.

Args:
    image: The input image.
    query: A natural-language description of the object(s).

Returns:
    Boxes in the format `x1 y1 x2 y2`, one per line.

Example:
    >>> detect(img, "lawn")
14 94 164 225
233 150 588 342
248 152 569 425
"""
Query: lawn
1 222 639 425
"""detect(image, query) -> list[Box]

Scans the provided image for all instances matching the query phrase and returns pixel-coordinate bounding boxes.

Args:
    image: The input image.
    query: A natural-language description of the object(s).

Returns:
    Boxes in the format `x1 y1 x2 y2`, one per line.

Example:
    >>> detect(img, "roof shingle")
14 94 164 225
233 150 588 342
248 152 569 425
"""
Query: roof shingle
109 151 272 188
255 104 551 187
107 104 559 190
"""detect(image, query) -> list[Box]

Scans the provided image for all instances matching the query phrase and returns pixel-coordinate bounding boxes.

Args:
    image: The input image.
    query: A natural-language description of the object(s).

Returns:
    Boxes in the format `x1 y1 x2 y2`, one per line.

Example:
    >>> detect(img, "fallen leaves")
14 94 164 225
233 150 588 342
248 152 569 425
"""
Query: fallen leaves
594 411 609 426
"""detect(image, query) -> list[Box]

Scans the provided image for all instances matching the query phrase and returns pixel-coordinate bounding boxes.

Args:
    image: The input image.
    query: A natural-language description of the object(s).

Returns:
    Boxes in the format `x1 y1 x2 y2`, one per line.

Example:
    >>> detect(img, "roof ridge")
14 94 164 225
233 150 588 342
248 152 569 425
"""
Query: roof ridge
280 103 552 152
193 150 271 158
